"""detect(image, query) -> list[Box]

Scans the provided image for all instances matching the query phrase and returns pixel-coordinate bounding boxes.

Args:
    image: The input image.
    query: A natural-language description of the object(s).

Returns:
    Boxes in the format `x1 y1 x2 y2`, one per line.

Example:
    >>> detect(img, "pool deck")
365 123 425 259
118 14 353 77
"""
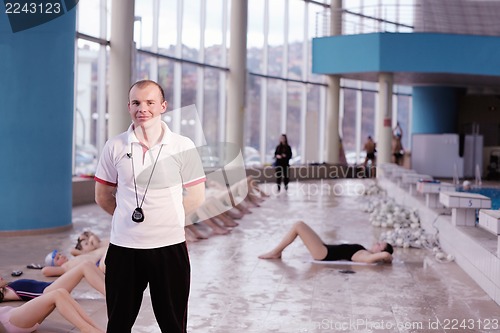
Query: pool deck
1 179 500 332
379 177 500 307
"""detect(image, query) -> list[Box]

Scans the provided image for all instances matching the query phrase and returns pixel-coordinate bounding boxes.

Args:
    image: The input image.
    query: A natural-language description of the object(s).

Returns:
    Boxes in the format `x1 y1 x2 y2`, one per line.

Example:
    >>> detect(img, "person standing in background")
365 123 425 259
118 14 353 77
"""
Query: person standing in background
392 123 404 165
363 136 377 167
274 134 292 192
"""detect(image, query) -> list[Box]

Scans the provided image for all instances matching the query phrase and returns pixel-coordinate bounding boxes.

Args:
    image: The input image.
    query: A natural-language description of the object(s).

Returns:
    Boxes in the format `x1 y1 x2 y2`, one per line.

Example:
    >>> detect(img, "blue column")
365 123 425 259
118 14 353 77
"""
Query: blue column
0 9 76 232
412 86 463 134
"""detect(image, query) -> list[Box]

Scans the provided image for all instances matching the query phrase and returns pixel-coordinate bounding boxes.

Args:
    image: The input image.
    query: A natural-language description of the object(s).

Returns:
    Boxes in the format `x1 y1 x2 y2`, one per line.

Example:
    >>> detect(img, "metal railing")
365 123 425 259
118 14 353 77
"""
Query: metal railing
316 1 500 38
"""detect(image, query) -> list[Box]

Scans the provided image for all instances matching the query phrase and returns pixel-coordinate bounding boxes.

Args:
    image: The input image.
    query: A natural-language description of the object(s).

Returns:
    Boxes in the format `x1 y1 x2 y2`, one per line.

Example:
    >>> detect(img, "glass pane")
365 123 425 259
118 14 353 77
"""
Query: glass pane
203 68 220 146
245 75 262 166
75 42 100 176
307 84 321 163
266 79 283 164
288 0 304 79
158 0 177 56
135 52 154 81
342 88 357 160
248 0 265 73
399 0 415 30
361 91 376 164
180 64 198 138
287 82 302 164
308 4 325 83
158 58 175 128
77 0 101 37
134 0 154 49
205 0 225 66
396 94 411 149
267 0 284 76
182 0 201 60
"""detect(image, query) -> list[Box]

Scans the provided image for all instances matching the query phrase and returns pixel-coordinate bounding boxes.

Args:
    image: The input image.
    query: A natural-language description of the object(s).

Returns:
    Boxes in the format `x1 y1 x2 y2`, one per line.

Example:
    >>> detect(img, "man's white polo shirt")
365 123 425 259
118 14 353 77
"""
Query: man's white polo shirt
95 122 206 249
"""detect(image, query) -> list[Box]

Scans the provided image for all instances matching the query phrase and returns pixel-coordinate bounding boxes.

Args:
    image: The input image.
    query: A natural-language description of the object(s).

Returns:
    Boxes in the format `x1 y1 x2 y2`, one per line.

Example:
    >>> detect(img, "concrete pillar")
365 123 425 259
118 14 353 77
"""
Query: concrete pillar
325 76 341 163
376 72 394 165
0 9 76 232
108 0 135 137
226 0 247 149
324 0 342 164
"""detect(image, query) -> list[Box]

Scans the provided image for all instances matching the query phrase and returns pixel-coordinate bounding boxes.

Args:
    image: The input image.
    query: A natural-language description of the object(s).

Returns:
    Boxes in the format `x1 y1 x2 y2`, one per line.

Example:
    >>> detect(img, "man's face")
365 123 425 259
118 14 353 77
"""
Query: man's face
128 84 167 127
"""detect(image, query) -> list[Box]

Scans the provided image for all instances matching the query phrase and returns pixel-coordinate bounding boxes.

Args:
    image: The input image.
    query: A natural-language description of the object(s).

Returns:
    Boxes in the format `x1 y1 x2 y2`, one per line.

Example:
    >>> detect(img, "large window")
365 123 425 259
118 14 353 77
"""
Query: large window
286 82 306 164
74 0 413 175
74 0 109 176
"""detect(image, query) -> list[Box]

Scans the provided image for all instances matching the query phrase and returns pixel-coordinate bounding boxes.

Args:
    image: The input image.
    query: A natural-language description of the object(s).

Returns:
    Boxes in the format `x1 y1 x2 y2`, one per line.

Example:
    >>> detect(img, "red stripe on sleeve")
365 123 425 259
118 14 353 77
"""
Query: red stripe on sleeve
94 176 117 187
184 177 206 188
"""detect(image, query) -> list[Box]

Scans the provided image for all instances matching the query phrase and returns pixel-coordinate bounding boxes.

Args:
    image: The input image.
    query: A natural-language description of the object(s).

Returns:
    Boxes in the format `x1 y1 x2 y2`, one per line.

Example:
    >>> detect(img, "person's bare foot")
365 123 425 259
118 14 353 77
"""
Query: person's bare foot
226 210 243 219
240 207 252 214
222 220 239 227
258 251 282 259
185 232 200 242
211 226 230 235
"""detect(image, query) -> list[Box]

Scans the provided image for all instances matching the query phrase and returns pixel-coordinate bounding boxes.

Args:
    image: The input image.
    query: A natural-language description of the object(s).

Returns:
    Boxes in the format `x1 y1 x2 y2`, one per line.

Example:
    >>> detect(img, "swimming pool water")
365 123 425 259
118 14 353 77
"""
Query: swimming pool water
464 187 500 210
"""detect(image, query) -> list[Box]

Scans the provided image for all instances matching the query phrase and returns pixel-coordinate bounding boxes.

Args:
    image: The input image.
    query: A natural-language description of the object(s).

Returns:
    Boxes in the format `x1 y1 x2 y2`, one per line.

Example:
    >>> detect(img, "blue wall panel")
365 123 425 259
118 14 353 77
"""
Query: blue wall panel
412 87 462 134
313 33 500 77
0 7 76 231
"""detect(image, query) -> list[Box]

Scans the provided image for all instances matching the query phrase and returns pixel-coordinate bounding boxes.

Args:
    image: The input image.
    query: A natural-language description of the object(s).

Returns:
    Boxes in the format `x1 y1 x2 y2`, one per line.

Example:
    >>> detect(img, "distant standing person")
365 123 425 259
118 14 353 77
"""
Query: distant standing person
274 134 292 192
94 80 206 333
363 136 376 167
392 123 404 165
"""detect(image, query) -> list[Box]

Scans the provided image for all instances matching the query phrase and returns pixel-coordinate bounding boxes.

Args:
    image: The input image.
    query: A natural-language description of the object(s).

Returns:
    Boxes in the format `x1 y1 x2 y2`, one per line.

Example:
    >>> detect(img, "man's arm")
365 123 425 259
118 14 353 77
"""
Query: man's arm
183 182 205 217
95 182 117 216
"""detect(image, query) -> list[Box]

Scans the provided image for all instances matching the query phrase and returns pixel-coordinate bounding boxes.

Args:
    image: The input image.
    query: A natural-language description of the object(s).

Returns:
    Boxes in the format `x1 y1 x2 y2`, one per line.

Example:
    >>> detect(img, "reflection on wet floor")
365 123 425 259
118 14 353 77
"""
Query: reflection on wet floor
1 179 499 333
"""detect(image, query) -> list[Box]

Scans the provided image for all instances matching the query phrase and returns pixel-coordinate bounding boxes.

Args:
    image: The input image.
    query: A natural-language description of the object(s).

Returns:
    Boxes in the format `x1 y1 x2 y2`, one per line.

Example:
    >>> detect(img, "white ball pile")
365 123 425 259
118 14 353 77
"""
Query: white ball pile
362 182 386 197
362 187 454 263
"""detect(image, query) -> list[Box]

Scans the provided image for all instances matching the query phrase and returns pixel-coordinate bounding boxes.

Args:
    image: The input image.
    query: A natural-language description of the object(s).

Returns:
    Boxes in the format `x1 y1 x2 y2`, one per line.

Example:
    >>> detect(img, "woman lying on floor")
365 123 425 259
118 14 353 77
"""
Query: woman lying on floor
41 245 107 278
258 221 393 263
0 261 105 332
0 288 104 333
71 231 109 256
0 261 105 302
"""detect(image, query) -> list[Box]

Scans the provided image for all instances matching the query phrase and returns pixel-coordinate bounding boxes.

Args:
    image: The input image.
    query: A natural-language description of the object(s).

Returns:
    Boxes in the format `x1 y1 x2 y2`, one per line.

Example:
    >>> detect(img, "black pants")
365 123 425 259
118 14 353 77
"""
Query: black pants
275 165 290 187
105 242 190 333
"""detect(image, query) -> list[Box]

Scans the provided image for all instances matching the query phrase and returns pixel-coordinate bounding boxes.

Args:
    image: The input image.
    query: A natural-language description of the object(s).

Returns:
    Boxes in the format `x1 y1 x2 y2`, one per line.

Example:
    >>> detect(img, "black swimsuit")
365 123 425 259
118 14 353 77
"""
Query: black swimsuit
6 279 52 301
322 244 366 261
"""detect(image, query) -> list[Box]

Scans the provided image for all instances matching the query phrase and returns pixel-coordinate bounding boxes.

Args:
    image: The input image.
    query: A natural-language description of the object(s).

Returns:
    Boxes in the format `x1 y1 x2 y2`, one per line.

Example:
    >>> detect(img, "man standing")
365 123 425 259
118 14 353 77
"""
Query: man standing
94 80 206 333
363 135 376 167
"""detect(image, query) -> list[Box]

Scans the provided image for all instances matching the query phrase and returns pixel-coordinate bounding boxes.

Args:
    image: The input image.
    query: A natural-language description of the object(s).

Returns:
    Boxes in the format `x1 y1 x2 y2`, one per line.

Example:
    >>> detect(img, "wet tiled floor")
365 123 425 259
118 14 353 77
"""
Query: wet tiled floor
1 179 500 332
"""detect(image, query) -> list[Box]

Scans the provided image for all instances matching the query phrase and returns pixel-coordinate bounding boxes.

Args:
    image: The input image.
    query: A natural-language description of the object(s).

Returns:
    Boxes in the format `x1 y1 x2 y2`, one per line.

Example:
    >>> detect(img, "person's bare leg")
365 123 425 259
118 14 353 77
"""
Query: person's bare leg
258 221 328 260
215 212 239 227
235 202 252 214
186 224 208 239
45 261 105 296
254 184 270 197
247 178 266 201
203 218 230 235
226 208 244 219
9 289 105 333
245 193 261 207
185 226 201 242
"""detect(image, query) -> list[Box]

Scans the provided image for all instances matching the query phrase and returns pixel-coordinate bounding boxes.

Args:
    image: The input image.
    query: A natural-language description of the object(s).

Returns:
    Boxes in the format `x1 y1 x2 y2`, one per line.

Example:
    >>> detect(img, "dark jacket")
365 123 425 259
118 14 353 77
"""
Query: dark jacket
274 144 292 167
